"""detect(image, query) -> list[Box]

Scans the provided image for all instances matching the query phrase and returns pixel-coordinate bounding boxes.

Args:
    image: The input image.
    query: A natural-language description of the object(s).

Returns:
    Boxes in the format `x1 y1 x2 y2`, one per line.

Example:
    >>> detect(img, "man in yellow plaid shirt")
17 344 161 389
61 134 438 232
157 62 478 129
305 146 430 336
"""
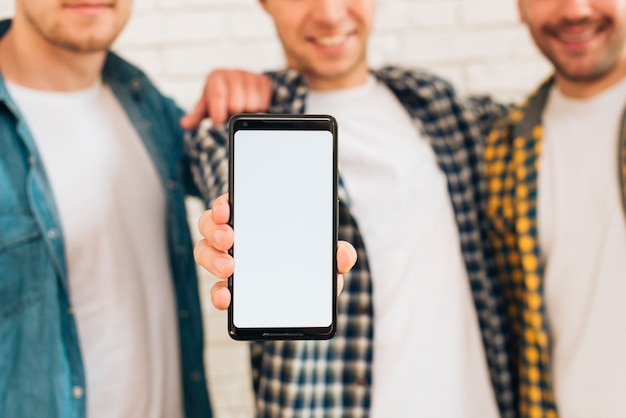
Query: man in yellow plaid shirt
485 0 626 417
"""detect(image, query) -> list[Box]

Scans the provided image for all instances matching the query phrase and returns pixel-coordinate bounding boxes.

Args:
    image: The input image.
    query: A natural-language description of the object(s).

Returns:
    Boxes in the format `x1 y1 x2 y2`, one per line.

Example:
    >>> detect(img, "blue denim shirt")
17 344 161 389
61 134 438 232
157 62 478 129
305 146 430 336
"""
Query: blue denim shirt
0 20 212 418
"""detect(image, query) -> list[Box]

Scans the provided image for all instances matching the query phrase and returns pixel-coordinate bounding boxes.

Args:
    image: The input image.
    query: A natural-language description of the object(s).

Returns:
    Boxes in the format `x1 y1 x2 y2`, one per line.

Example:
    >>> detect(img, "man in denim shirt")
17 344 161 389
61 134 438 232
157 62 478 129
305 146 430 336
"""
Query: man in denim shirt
0 1 222 417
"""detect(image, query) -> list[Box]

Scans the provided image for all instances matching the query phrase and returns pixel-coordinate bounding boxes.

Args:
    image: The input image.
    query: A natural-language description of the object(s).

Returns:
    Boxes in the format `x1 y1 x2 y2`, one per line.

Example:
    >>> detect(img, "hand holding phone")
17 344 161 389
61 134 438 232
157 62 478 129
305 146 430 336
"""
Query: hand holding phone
194 194 356 312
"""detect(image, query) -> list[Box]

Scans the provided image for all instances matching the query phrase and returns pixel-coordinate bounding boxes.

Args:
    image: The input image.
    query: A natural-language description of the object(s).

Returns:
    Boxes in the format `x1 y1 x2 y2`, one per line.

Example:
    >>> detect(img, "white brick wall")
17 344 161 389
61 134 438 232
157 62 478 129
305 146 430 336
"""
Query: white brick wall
0 1 553 417
110 0 552 108
0 0 553 106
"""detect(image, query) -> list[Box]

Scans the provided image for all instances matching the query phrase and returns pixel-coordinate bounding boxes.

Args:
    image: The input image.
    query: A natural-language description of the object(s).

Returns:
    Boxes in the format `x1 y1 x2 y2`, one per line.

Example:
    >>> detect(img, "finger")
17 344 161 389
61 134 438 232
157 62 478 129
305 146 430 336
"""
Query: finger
213 225 233 253
243 72 262 111
197 209 216 238
336 240 357 274
206 72 229 125
197 212 232 254
257 75 273 112
211 194 230 225
197 195 232 252
180 93 208 130
197 195 229 235
210 281 231 310
336 274 345 295
227 71 247 116
194 239 234 278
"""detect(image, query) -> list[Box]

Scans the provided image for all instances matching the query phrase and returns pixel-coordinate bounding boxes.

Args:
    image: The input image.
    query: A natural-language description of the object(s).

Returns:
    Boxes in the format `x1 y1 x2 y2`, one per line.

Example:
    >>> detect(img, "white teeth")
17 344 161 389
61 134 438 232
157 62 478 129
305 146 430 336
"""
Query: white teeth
557 29 595 42
316 34 347 46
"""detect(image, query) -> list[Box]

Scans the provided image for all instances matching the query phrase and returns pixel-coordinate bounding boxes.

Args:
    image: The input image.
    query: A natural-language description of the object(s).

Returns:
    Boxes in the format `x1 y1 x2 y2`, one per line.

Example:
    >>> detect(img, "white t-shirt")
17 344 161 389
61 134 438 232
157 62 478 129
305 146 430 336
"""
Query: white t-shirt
307 76 498 418
539 79 626 418
7 81 183 418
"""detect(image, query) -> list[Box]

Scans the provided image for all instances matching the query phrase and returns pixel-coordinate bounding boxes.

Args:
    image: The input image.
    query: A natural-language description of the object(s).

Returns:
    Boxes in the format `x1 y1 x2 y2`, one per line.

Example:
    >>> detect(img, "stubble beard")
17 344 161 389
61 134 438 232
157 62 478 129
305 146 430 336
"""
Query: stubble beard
24 10 122 54
541 17 626 83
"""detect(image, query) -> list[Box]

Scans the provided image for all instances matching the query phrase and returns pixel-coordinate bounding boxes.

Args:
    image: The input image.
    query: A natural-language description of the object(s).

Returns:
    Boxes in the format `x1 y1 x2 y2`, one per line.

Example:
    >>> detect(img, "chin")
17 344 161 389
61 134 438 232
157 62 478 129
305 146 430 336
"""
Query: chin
52 35 116 53
317 61 360 78
54 27 120 52
554 58 615 83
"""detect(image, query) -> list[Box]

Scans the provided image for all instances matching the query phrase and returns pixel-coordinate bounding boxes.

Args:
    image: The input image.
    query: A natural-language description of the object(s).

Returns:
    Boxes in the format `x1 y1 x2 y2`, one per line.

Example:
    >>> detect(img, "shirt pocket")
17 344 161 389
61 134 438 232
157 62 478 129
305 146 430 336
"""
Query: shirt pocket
0 211 45 324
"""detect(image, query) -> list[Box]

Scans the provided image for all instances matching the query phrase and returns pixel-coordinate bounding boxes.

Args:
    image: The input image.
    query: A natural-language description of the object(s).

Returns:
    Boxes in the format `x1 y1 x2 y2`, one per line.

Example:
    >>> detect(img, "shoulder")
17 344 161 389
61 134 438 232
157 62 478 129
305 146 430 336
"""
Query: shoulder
375 66 507 128
103 51 148 85
374 66 459 101
261 69 308 114
103 51 183 118
102 51 173 105
486 80 551 150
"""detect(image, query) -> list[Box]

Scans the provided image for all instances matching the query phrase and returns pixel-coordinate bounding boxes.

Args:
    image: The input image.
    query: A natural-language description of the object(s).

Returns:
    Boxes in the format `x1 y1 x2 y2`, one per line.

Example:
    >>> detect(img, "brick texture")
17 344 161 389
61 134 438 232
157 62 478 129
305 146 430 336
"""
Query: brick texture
114 0 551 108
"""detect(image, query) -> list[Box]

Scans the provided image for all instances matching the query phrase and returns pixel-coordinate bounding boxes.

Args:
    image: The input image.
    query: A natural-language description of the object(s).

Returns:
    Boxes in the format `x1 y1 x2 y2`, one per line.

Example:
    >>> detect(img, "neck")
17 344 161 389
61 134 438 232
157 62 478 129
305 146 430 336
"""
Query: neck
0 20 106 91
556 60 626 99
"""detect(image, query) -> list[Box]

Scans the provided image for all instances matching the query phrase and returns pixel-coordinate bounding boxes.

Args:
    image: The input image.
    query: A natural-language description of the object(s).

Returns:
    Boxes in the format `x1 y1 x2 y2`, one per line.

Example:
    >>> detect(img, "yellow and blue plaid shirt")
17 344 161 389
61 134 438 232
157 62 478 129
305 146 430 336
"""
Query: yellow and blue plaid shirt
485 77 626 418
188 67 516 418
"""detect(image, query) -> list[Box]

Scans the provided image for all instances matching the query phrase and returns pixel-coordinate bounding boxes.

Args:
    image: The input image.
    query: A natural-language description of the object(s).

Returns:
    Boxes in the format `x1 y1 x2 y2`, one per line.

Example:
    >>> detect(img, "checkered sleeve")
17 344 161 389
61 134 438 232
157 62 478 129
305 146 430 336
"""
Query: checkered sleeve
183 121 230 206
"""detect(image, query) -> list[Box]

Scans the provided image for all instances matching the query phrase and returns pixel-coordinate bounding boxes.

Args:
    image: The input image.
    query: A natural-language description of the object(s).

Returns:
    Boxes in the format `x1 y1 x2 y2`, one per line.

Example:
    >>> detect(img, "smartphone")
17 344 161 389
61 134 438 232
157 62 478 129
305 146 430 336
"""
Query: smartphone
228 114 338 340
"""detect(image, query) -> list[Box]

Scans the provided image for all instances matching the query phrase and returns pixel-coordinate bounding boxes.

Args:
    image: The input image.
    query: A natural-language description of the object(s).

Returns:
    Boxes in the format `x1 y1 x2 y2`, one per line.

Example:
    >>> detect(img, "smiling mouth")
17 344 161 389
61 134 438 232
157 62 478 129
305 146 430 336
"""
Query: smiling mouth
63 2 114 9
312 33 349 47
548 19 611 44
557 28 598 43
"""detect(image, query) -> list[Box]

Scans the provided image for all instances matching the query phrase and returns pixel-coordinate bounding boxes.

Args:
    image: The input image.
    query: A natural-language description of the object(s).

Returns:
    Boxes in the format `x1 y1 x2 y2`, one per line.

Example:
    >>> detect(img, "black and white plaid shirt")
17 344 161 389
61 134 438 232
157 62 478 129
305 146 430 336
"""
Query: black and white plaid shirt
186 67 515 418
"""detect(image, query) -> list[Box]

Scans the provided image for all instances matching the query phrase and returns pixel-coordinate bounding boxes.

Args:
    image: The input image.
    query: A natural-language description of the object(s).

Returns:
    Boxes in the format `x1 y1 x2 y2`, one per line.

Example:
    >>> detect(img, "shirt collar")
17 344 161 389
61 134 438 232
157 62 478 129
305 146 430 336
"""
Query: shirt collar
0 20 14 111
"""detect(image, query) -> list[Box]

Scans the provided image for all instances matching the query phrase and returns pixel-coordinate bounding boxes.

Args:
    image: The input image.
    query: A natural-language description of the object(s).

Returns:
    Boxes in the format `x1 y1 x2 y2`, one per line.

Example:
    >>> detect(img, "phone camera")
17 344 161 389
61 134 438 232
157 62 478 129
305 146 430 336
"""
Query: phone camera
242 122 248 127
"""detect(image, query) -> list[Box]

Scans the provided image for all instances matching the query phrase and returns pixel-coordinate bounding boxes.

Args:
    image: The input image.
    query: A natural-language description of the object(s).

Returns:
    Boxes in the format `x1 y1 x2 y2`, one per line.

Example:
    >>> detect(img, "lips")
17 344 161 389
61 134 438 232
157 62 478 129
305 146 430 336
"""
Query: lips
556 28 597 43
62 1 114 17
62 1 114 11
547 18 611 44
63 1 113 6
314 33 348 47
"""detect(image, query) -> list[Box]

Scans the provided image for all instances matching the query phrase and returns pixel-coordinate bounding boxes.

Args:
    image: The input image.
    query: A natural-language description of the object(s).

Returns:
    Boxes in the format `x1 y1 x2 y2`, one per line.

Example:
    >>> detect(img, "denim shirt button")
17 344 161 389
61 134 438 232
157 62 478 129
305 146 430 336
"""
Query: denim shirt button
131 78 142 90
179 310 189 319
72 386 84 399
175 246 185 255
47 228 60 240
28 155 36 165
166 180 178 190
190 371 202 382
67 306 74 315
143 121 151 130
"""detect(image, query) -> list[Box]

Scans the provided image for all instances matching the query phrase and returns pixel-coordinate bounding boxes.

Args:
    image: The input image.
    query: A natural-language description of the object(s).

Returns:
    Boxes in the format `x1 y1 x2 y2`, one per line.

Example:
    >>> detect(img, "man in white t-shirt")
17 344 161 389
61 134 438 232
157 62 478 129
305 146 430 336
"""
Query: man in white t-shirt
189 0 514 417
485 0 626 417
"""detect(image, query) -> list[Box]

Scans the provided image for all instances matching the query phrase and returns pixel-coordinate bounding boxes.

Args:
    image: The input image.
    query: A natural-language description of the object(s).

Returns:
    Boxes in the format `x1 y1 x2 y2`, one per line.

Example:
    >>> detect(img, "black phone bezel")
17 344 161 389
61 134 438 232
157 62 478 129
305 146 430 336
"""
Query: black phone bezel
227 114 339 341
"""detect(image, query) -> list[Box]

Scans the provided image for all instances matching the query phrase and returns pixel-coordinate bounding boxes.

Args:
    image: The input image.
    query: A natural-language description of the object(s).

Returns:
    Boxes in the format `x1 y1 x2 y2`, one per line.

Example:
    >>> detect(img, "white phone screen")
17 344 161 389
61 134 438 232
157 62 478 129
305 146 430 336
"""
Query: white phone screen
232 128 335 330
